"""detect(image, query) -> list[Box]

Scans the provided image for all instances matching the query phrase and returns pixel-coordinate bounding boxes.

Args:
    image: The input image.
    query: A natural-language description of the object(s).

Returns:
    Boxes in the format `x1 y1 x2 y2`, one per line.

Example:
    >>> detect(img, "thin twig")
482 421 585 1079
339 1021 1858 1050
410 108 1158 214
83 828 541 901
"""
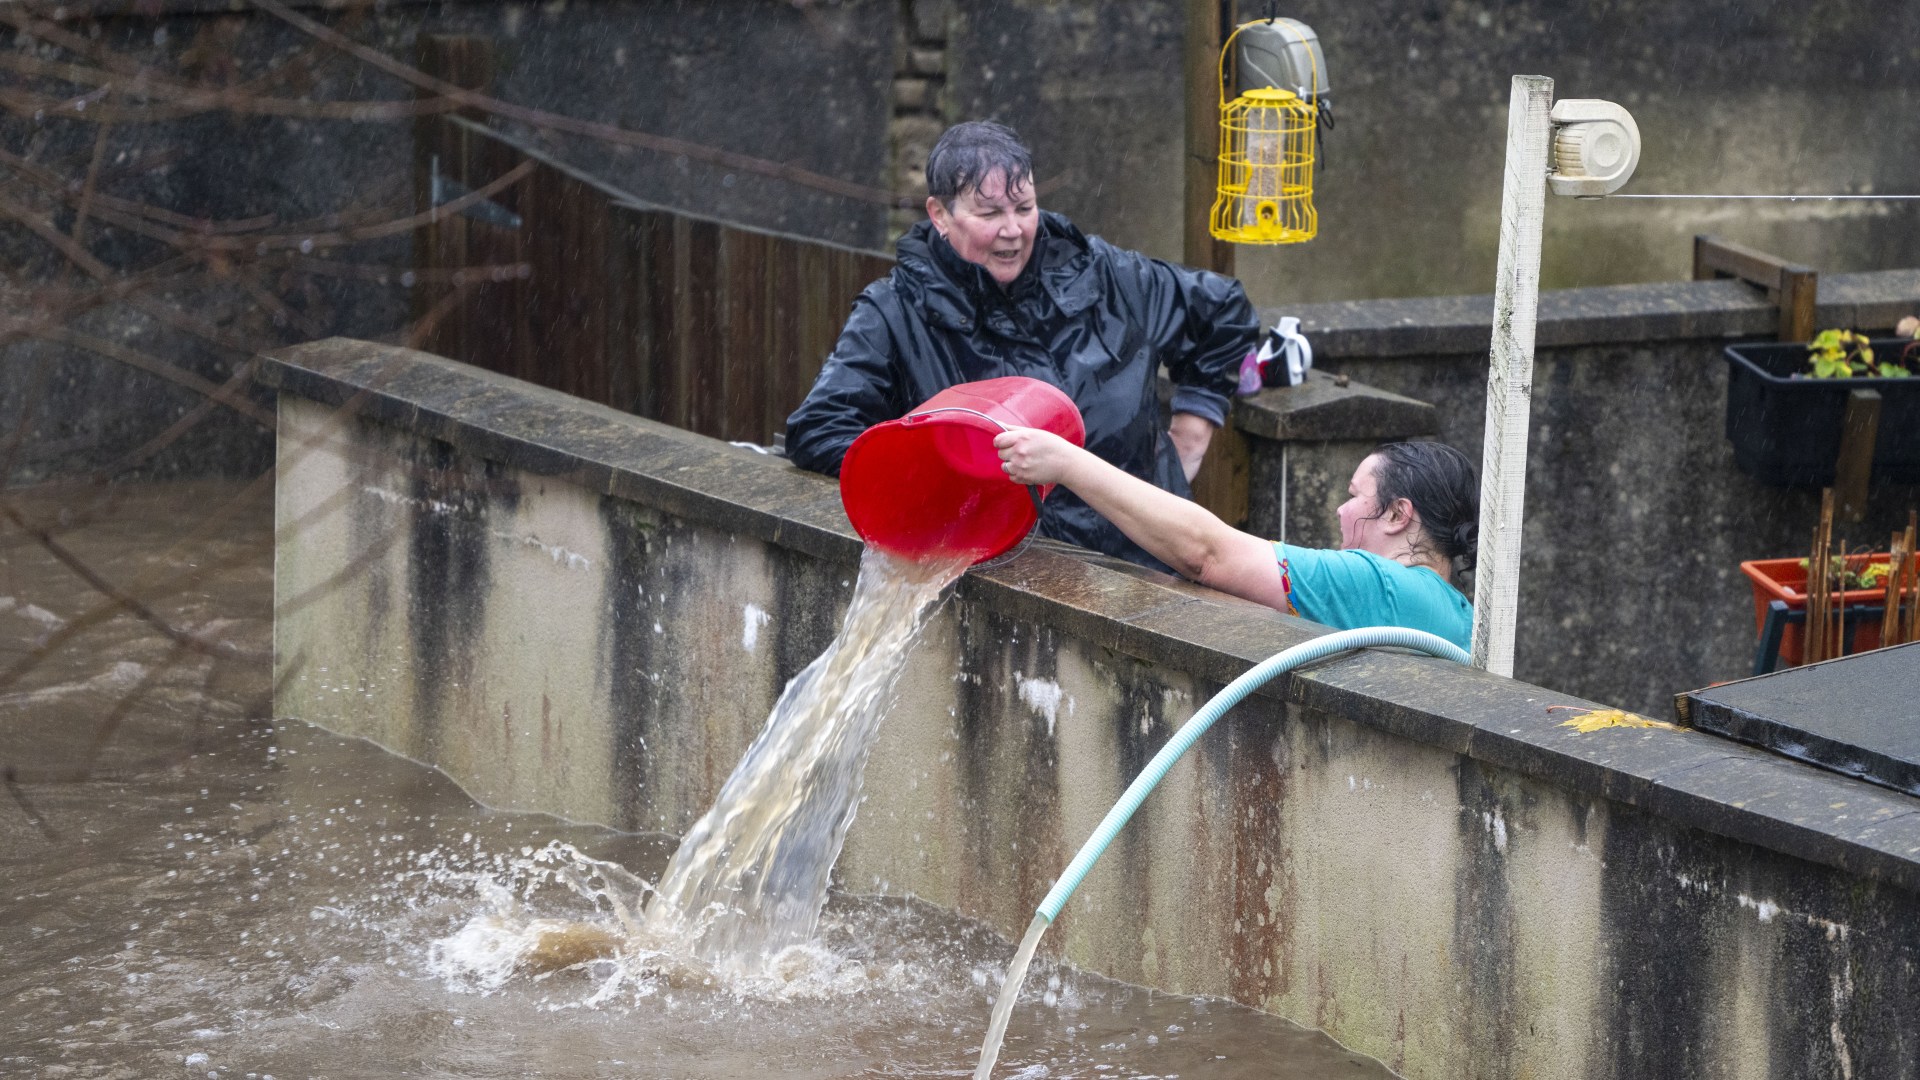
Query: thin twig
0 51 468 122
0 499 264 663
35 325 276 427
0 143 534 253
247 0 913 208
0 187 114 279
7 359 263 497
3 766 58 841
60 97 113 289
287 254 531 286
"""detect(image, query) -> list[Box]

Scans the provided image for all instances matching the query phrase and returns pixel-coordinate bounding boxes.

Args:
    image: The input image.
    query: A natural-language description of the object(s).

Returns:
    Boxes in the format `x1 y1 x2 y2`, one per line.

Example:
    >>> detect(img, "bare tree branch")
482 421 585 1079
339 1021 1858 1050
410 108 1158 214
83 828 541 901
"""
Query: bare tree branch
3 766 58 841
0 499 267 663
246 0 914 208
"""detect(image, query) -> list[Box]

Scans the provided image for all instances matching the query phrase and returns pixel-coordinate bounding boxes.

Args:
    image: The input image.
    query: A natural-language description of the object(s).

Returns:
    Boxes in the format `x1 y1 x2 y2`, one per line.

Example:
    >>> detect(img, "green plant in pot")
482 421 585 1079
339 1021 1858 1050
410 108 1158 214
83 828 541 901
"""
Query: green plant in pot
1724 319 1920 486
1805 328 1911 379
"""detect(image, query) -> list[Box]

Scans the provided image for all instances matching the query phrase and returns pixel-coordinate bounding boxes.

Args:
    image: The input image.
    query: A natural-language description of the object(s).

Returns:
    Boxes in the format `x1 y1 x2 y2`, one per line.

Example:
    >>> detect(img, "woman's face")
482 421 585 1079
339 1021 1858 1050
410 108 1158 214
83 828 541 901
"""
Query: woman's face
1337 454 1396 554
926 169 1038 287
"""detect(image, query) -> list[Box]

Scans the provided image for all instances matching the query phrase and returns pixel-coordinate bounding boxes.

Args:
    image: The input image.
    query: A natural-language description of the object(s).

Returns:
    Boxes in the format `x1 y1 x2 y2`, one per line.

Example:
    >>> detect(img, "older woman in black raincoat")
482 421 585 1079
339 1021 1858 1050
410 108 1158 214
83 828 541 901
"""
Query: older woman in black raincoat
784 121 1260 569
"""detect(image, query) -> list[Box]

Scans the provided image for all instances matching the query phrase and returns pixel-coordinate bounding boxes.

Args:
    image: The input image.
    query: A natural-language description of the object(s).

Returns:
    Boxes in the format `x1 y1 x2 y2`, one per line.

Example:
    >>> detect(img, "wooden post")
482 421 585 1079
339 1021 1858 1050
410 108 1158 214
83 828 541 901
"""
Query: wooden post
412 36 497 346
1778 266 1817 343
1184 0 1235 276
1691 233 1818 343
1834 388 1882 523
1183 0 1248 522
1189 417 1253 526
1470 75 1554 678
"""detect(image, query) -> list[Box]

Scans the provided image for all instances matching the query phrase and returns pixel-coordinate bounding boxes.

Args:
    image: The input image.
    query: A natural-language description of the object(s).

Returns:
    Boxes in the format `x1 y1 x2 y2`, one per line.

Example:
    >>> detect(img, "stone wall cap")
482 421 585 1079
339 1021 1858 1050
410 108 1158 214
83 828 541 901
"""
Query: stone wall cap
1231 369 1439 442
1274 269 1920 359
264 336 1920 895
259 337 865 567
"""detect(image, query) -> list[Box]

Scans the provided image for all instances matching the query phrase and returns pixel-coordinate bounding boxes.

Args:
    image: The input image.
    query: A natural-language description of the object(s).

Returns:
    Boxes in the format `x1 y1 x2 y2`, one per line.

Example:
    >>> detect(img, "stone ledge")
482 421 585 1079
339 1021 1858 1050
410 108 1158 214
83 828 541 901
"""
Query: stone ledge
1277 269 1920 360
40 0 437 17
1231 369 1439 443
260 337 1920 894
259 337 866 569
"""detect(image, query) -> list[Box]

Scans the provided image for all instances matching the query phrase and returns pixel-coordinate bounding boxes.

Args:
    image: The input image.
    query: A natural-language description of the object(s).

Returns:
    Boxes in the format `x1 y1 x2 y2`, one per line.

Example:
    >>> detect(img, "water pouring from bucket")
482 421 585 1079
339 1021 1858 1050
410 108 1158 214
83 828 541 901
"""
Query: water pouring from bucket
637 379 1083 973
839 376 1086 565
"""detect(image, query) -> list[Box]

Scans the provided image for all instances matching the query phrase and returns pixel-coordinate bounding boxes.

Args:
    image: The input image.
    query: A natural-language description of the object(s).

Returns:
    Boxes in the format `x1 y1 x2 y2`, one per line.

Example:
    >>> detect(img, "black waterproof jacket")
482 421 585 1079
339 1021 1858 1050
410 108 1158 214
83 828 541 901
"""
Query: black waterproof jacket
785 211 1259 566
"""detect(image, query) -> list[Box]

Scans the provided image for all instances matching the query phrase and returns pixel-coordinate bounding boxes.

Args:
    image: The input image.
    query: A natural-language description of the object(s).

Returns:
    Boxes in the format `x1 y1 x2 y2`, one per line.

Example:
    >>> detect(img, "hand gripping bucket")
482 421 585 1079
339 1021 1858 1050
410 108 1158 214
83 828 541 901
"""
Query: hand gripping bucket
839 377 1086 564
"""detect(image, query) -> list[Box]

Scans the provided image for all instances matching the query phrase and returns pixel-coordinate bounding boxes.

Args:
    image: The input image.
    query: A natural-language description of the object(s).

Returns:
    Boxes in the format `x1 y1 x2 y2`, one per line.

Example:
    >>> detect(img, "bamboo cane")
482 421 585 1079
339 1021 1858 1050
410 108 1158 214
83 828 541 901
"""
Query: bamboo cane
1904 512 1920 645
1806 491 1834 665
1882 531 1907 646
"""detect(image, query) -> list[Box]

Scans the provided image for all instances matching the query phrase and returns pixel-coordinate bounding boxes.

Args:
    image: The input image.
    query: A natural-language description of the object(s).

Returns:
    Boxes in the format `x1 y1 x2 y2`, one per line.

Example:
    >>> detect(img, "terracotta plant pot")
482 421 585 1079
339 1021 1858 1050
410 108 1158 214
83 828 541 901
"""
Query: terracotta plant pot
1740 554 1889 666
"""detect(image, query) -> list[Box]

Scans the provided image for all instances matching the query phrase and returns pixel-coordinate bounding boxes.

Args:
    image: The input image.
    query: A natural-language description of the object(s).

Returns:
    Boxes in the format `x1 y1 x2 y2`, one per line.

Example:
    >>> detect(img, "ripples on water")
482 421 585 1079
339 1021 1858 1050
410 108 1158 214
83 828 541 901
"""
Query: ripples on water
0 481 1392 1079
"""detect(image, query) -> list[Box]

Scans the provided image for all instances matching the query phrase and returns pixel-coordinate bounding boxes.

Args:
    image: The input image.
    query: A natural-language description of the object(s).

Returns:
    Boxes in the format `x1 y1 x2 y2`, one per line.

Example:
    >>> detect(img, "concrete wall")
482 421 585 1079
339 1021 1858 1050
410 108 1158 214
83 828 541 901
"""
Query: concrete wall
946 0 1920 308
13 0 1919 488
0 0 892 485
1244 269 1920 715
430 0 896 249
267 337 1920 1080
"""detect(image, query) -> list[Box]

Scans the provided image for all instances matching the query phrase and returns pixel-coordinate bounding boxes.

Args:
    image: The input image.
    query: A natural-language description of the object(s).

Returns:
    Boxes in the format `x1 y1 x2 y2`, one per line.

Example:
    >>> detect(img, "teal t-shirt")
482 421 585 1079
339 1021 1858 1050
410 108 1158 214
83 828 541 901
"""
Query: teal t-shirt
1272 543 1473 650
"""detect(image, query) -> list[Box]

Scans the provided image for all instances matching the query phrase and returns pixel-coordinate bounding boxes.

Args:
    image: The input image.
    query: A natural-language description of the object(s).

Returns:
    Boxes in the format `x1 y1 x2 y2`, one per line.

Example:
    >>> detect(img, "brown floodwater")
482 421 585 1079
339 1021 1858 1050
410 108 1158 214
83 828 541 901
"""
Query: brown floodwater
0 480 1394 1080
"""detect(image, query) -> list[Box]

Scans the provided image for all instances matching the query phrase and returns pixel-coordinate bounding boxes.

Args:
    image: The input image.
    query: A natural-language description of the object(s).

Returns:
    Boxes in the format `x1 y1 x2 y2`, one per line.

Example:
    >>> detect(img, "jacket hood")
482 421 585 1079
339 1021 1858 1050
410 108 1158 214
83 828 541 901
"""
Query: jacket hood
893 210 1100 327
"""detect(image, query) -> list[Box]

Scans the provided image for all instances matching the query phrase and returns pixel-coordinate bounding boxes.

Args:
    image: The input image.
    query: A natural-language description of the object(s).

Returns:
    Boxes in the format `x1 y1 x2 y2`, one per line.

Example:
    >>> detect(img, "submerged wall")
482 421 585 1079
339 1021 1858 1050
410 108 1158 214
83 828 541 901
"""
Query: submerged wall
267 337 1920 1080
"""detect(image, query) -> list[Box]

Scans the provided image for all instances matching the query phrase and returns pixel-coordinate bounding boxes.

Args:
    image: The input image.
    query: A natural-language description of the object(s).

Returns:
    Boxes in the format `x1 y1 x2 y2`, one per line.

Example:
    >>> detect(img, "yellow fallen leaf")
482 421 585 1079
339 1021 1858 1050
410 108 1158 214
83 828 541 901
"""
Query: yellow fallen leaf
1556 708 1679 734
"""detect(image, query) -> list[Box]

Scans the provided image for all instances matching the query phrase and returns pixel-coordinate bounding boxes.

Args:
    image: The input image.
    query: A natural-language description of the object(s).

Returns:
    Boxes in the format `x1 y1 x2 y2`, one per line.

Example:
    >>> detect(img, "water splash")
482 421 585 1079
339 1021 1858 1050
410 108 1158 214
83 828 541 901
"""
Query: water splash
424 841 938 1007
427 547 966 995
424 842 663 995
642 547 969 970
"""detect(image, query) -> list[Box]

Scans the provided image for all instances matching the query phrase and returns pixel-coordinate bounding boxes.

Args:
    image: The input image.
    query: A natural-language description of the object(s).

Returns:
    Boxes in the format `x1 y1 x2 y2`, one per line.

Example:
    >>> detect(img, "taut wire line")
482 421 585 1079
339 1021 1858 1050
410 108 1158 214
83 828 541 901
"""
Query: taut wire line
1610 193 1920 200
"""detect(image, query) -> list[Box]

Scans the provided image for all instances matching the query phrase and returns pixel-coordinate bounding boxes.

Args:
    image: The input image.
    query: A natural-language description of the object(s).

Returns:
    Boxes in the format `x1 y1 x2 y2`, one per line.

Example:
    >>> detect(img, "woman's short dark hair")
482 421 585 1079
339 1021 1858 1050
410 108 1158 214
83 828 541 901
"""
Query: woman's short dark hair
925 121 1034 205
1370 441 1480 572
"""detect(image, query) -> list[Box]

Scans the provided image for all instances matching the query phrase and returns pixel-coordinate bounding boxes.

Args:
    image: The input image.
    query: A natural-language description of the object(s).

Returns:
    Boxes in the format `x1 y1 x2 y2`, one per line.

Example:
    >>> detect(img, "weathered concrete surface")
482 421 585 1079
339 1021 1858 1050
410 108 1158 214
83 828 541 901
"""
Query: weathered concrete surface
948 0 1920 308
267 338 1920 1080
1253 269 1920 714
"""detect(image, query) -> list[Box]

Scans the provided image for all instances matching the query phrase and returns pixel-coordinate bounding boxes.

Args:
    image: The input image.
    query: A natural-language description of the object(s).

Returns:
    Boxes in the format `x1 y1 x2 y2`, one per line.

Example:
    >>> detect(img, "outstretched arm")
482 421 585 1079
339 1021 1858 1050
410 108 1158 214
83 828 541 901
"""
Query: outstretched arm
995 427 1289 610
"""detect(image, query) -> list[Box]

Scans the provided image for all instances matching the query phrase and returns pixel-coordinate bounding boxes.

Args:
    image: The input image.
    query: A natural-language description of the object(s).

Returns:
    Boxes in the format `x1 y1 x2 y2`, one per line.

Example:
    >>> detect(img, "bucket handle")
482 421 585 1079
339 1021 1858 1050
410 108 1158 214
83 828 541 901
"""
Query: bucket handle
905 406 1047 521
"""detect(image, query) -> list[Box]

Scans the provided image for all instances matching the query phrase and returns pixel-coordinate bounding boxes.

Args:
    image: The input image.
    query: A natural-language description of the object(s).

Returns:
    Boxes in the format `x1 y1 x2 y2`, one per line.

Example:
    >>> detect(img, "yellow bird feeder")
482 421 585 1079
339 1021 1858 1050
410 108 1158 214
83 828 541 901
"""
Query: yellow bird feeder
1210 19 1324 245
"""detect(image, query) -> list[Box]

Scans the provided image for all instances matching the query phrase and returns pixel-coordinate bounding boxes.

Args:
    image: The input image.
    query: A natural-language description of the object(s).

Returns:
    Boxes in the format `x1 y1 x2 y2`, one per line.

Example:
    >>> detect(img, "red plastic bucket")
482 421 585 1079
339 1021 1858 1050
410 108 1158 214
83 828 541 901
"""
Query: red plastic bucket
839 377 1086 564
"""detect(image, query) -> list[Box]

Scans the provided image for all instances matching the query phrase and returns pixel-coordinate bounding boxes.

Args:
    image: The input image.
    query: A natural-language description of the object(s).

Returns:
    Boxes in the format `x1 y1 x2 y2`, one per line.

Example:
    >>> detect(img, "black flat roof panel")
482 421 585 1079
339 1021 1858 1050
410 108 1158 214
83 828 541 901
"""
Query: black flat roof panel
1681 642 1920 796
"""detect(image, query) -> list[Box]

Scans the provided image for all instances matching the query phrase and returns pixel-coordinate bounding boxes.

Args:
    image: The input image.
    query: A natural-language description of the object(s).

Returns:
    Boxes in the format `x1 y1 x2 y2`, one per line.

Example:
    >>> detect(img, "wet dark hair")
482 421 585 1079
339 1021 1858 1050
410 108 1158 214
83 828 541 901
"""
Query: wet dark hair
925 121 1034 205
1369 441 1480 573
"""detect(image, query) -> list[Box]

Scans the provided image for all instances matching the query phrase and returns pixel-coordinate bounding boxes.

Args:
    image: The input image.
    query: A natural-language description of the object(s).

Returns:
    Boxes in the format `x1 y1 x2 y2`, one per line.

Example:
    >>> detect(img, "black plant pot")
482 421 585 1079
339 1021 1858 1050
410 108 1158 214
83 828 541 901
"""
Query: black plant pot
1724 338 1920 486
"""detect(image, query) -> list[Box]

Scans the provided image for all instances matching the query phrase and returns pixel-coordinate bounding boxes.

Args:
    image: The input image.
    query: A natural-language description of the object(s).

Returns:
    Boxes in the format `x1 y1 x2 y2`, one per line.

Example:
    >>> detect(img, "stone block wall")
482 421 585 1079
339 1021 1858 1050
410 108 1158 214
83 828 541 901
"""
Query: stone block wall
945 0 1920 308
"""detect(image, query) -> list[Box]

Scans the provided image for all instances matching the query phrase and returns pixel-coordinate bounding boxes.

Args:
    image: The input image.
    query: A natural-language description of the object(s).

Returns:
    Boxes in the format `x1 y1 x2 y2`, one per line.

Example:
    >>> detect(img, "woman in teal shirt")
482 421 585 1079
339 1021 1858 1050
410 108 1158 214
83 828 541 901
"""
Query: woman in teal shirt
993 433 1478 649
